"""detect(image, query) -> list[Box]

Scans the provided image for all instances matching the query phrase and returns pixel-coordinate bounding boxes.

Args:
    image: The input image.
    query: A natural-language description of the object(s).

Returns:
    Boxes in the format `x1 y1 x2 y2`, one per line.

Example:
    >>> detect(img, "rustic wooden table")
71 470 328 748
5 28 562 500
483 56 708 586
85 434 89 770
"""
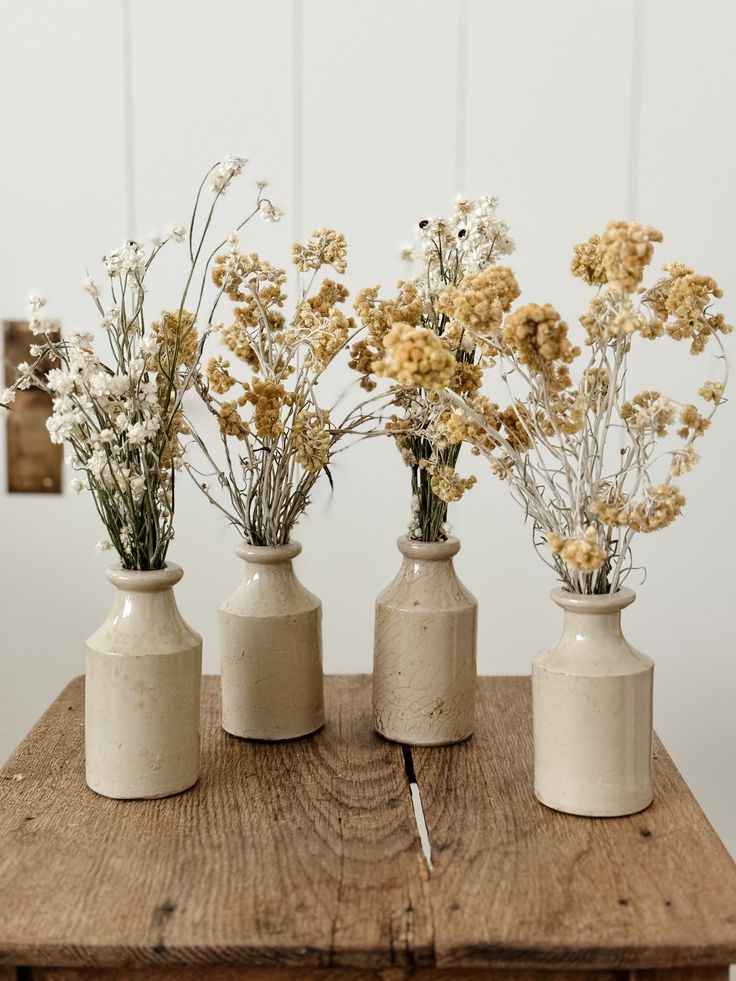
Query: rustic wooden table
1 676 735 981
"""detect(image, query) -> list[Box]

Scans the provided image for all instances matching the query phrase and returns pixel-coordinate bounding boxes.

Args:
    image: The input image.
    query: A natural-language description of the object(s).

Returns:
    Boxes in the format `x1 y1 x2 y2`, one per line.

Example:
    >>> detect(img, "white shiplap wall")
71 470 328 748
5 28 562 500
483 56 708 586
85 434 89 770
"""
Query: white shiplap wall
1 1 734 871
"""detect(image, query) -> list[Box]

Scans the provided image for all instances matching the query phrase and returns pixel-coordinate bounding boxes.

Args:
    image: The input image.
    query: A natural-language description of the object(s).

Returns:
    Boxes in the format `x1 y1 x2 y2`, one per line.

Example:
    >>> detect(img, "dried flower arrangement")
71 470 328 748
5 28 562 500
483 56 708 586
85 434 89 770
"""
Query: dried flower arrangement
187 220 376 546
0 156 278 569
350 197 514 541
420 220 729 593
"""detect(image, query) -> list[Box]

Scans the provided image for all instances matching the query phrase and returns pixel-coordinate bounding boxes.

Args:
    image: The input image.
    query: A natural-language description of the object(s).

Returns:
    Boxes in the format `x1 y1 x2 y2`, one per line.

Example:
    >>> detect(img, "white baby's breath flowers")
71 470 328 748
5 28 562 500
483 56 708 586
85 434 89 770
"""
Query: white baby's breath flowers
83 277 100 298
95 539 112 553
211 155 248 194
260 200 283 223
27 292 46 311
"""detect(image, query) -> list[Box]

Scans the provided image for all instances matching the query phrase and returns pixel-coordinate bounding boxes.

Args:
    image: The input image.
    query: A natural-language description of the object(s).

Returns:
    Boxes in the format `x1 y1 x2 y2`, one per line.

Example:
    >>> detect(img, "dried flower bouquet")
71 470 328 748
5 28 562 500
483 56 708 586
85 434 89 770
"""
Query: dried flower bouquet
426 220 729 593
350 196 514 541
187 223 377 546
0 156 277 570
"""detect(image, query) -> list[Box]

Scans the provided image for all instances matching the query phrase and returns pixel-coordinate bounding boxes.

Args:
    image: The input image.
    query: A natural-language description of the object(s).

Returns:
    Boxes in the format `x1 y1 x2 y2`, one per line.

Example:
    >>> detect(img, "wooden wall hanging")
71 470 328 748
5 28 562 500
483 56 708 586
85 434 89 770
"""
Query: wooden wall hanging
3 320 62 493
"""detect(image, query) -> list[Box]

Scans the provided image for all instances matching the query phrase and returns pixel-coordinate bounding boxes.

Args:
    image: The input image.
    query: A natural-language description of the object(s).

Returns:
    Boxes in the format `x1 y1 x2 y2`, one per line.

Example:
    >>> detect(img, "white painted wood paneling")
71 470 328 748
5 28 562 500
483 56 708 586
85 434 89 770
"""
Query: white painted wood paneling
0 0 129 755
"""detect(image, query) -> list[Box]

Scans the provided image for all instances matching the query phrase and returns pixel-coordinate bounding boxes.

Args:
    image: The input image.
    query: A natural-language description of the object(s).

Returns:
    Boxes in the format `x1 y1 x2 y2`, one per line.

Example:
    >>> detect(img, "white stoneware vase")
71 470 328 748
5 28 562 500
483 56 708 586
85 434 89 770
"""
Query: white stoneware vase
532 587 653 818
373 536 477 745
219 542 324 740
85 563 202 800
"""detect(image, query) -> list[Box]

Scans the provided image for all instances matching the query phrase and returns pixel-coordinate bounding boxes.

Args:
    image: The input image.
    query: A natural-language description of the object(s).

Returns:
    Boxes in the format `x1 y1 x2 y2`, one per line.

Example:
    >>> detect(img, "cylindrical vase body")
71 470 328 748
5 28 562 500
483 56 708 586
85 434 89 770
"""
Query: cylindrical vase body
219 542 324 740
85 563 202 800
373 536 477 745
532 587 653 817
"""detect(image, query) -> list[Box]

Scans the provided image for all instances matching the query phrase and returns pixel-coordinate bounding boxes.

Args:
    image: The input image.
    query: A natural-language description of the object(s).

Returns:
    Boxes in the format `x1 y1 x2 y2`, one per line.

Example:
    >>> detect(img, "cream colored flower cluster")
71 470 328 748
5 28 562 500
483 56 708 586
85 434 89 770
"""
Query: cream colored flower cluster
422 218 730 593
350 197 516 542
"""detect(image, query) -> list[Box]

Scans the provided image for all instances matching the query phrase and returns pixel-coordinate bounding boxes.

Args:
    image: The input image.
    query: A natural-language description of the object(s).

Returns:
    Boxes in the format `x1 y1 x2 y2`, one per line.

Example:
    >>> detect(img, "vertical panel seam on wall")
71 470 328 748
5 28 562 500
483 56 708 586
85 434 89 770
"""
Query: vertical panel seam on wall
455 0 469 193
292 0 303 247
626 0 645 219
122 0 137 237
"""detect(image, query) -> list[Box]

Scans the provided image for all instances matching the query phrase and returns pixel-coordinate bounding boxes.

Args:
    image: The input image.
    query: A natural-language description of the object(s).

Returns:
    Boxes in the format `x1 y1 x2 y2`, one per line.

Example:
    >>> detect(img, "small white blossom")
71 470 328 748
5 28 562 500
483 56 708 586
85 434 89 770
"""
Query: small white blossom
167 225 186 243
211 155 248 194
95 539 112 553
83 277 100 298
70 478 87 494
140 334 159 357
260 200 283 223
47 368 75 395
1 387 17 407
27 292 46 311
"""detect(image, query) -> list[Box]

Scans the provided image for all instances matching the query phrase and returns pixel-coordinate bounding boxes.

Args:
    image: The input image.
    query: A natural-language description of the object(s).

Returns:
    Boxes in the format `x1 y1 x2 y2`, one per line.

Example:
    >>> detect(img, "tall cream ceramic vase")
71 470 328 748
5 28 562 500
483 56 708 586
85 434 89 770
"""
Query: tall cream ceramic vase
532 587 653 817
85 564 202 800
373 536 477 745
219 542 324 740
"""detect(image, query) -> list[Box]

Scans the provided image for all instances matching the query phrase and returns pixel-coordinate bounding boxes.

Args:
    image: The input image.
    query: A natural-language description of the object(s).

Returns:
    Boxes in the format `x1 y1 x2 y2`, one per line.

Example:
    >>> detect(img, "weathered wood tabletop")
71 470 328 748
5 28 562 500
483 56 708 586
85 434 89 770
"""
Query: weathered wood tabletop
1 675 735 981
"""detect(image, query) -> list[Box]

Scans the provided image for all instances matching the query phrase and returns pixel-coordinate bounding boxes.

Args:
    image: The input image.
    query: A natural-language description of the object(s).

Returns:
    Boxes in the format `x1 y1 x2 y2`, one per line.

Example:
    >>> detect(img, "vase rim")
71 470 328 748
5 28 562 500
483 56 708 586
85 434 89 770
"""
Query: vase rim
397 534 460 560
550 586 636 614
236 541 302 564
106 562 183 591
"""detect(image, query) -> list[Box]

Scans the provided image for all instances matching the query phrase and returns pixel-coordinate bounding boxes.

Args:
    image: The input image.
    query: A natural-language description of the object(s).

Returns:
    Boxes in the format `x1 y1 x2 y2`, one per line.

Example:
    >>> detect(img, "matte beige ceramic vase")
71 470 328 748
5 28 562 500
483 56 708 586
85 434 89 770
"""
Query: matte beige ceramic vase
219 542 324 740
373 536 477 745
85 563 202 800
532 587 653 818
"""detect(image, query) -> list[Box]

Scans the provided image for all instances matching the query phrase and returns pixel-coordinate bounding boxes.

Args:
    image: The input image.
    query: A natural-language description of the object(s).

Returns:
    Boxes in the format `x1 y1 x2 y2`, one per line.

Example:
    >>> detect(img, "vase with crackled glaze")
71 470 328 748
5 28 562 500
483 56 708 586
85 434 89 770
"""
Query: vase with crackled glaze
532 587 653 818
85 563 202 800
373 536 477 745
219 541 324 740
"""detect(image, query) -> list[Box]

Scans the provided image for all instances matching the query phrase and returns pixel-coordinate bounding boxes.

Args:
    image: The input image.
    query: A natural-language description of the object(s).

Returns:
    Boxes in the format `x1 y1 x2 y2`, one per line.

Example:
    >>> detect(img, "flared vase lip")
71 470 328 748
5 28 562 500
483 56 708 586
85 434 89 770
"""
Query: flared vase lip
236 540 302 564
397 534 460 560
550 585 636 614
106 562 184 591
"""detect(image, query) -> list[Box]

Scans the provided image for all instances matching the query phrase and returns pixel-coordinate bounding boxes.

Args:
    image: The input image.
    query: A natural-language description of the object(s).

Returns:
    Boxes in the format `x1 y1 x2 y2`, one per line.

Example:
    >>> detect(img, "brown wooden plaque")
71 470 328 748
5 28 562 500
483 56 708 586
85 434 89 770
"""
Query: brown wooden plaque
3 320 62 493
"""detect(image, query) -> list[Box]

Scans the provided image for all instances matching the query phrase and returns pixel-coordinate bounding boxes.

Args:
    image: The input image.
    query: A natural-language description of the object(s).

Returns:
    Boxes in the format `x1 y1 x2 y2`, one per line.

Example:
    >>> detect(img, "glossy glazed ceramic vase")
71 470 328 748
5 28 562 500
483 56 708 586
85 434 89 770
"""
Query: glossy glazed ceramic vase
373 536 477 745
532 587 653 818
85 563 202 800
219 542 324 740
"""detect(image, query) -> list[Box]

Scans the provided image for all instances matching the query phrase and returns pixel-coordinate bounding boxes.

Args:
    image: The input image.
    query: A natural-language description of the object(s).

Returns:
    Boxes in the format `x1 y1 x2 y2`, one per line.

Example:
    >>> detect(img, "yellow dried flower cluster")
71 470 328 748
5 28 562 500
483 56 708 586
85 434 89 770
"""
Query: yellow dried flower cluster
218 400 249 440
290 294 353 371
242 377 290 439
213 252 287 318
206 355 236 394
438 266 520 334
449 361 483 396
572 221 663 294
350 281 424 391
537 390 584 437
670 444 700 477
591 483 686 533
645 262 731 354
502 303 579 372
677 403 710 439
292 228 347 274
292 410 331 472
548 527 606 573
570 234 607 286
418 460 477 503
625 484 686 533
151 309 199 375
700 381 724 403
621 391 675 437
374 322 456 390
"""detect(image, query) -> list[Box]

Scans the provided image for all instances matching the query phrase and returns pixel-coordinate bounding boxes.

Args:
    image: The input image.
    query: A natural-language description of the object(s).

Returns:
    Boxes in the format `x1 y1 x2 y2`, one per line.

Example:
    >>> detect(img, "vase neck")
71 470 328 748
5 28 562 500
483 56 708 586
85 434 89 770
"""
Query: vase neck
559 607 626 646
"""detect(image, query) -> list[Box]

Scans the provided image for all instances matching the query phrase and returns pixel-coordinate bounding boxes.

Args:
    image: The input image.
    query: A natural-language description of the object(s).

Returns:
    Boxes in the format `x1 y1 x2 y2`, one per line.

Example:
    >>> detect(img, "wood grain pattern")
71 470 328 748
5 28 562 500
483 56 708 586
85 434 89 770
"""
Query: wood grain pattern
1 676 734 977
0 676 432 971
411 677 736 971
19 964 731 979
